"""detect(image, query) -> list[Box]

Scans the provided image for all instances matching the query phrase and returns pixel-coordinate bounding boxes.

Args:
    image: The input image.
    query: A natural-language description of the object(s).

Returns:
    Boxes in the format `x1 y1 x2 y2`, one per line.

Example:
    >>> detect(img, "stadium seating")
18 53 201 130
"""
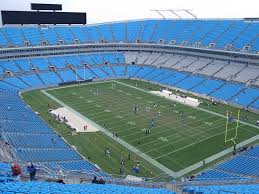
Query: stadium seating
184 184 259 194
0 90 105 175
0 19 257 52
196 146 259 181
0 181 174 194
0 19 258 193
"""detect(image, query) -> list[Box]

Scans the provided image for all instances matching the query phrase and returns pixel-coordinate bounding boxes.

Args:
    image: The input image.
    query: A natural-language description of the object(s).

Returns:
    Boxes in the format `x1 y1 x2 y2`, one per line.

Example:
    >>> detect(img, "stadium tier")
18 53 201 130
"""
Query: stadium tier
0 19 257 52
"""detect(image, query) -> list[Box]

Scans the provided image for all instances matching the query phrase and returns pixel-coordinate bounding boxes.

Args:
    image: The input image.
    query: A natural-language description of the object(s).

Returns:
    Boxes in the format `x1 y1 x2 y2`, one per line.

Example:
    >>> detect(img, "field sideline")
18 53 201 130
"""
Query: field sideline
41 79 259 172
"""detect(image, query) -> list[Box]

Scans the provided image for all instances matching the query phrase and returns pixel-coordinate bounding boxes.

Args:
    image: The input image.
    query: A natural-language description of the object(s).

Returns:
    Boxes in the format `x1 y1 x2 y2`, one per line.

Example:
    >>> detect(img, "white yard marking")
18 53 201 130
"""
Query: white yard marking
204 122 213 126
115 115 123 119
187 115 196 120
158 137 168 142
104 109 111 113
127 121 136 126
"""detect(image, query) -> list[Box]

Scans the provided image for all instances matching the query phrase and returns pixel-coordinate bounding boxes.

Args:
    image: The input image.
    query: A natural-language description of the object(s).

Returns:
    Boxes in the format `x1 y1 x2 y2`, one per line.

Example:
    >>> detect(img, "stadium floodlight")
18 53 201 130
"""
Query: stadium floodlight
150 9 197 19
149 10 166 19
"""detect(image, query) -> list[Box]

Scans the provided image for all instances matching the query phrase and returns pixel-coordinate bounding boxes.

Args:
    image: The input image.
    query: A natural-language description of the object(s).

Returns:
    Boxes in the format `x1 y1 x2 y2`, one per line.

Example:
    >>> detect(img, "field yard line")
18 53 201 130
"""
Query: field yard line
113 80 259 131
41 89 177 177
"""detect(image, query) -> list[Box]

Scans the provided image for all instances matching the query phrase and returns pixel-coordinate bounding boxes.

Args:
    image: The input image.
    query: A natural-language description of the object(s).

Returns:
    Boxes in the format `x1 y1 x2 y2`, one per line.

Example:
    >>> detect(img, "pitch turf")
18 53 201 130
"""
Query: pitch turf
38 79 259 172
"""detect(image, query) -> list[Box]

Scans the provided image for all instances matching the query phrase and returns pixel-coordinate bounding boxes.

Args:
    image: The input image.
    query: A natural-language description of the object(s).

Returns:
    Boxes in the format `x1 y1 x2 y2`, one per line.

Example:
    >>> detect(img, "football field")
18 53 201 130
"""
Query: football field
44 79 259 172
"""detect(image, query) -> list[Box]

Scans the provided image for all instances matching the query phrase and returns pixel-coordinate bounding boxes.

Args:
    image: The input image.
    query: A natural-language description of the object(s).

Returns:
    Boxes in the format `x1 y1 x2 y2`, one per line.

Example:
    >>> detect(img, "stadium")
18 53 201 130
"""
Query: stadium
0 1 259 193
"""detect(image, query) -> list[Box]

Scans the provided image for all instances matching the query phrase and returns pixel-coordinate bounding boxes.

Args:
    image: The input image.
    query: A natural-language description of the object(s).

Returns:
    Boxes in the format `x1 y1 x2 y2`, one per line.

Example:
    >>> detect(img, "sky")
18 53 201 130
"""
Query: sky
0 0 258 25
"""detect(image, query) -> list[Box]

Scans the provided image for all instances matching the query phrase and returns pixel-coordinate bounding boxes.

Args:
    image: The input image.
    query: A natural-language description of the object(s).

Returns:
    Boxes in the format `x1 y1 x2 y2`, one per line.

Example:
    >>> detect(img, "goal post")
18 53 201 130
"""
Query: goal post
225 109 240 144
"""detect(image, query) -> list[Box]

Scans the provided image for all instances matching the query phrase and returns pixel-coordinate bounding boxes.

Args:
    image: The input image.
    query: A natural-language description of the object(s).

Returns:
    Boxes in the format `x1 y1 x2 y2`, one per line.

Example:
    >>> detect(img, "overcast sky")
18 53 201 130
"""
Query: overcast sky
0 0 258 24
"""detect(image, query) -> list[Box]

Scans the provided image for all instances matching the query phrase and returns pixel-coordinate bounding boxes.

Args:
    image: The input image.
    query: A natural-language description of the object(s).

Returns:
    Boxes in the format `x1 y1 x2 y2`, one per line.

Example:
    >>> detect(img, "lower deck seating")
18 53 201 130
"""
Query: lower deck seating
184 184 259 194
0 91 106 175
0 182 174 194
196 146 259 181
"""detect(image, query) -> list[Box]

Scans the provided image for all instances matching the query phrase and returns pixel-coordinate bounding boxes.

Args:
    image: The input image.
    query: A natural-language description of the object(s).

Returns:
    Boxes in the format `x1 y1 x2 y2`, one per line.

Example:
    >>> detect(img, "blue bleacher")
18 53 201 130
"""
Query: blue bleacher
195 169 250 182
140 20 157 42
250 99 259 110
217 155 259 177
5 133 68 149
58 70 76 82
0 81 19 91
0 29 9 47
55 27 75 44
83 26 100 42
0 120 53 134
201 20 233 47
80 54 96 66
191 79 225 95
175 75 205 90
197 146 259 181
101 66 114 77
231 88 259 107
127 21 143 42
14 59 31 71
30 58 50 70
39 72 61 85
3 28 25 46
75 68 95 80
98 24 114 42
134 66 157 78
21 27 42 46
184 184 259 194
0 19 256 51
48 57 67 68
91 67 109 79
21 74 44 87
69 27 90 43
113 66 125 76
210 83 244 101
0 61 20 73
3 77 29 89
40 28 59 45
112 22 126 42
65 56 82 67
126 65 141 77
0 181 174 194
160 71 188 86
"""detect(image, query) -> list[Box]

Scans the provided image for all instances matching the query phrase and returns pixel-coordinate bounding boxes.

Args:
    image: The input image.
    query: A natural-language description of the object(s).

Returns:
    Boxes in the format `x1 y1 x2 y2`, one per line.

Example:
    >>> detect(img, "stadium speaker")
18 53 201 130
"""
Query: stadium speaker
24 41 30 46
195 42 201 48
208 43 216 49
242 45 251 52
158 39 164 44
169 40 176 45
58 40 64 45
41 40 48 46
74 39 80 44
224 44 233 51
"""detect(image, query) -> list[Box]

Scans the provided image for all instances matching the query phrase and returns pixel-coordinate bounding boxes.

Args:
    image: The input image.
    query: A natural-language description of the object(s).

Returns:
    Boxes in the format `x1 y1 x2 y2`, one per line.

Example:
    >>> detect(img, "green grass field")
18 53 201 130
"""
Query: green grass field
22 79 259 178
